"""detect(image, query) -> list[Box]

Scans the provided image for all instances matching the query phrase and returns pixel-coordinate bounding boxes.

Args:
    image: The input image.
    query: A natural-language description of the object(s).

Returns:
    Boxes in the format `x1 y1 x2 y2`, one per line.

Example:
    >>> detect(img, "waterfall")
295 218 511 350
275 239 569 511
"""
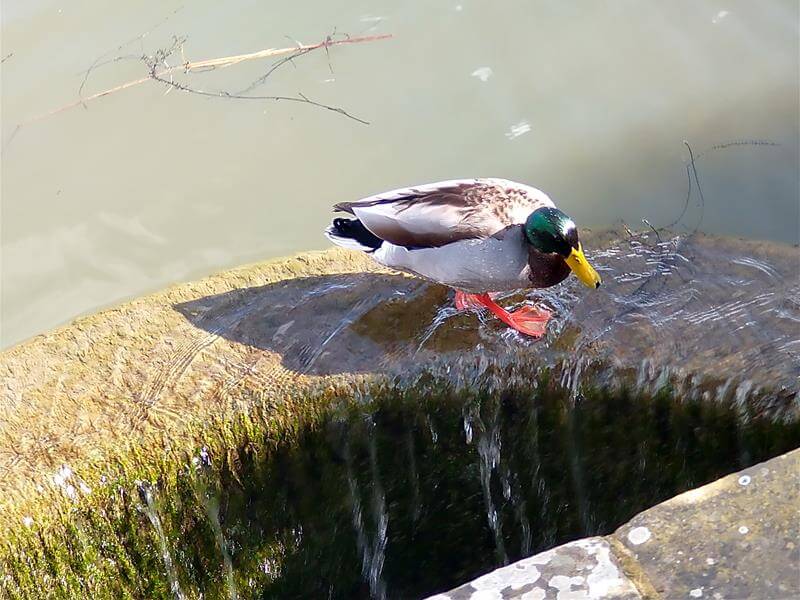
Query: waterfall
195 469 238 600
405 429 422 524
343 420 388 600
465 401 508 565
367 424 388 600
138 482 185 600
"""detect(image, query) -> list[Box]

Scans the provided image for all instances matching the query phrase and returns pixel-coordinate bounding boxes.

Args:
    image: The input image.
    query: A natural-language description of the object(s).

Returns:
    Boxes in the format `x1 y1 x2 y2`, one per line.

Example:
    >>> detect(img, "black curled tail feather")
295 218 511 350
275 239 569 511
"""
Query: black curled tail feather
333 218 383 250
325 218 383 252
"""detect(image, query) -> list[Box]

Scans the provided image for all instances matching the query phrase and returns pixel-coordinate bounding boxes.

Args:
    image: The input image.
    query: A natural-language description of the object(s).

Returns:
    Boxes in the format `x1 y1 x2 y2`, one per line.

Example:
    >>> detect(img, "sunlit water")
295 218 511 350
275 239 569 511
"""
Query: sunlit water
1 0 798 347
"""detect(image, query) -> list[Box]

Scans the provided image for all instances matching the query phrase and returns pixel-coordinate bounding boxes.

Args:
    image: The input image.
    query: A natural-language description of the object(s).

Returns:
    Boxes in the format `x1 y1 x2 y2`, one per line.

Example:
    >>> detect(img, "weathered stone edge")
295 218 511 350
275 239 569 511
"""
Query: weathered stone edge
429 448 800 600
607 537 661 600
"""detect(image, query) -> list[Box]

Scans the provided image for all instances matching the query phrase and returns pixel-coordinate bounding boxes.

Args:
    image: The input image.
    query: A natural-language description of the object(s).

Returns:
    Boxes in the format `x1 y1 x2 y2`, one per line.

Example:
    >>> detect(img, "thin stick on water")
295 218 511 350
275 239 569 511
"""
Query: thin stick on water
683 140 706 234
15 33 392 130
704 139 780 156
233 47 315 96
148 73 371 125
662 164 692 231
77 5 186 102
661 138 778 233
641 218 661 243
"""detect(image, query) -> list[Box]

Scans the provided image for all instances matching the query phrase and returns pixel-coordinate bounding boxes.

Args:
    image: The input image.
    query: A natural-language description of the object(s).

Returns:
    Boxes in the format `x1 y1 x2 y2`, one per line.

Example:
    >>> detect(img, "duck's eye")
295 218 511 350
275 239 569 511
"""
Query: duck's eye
564 227 579 249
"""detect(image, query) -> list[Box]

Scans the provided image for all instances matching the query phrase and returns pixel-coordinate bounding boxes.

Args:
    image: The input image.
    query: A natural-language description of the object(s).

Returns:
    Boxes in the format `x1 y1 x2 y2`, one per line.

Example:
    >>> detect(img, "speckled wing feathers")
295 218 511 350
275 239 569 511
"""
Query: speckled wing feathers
333 178 554 249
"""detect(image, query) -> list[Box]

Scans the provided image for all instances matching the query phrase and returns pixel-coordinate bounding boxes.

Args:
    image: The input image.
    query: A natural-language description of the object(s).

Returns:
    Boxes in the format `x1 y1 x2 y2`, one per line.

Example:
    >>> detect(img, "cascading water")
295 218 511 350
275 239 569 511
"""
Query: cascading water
367 424 389 600
343 420 388 600
465 399 509 566
192 450 239 600
6 370 798 600
5 231 799 599
137 481 185 600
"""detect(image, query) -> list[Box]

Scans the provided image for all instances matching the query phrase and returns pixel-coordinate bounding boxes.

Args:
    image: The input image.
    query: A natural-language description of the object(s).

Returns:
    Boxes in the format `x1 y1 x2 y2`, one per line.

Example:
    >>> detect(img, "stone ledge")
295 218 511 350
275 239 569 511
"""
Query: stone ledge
615 448 800 600
428 537 642 600
2 231 796 515
430 449 799 600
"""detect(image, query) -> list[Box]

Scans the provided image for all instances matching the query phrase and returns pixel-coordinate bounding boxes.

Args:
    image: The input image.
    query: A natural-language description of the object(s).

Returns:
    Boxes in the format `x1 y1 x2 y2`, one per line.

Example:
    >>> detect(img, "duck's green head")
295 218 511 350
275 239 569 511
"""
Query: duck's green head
524 207 602 289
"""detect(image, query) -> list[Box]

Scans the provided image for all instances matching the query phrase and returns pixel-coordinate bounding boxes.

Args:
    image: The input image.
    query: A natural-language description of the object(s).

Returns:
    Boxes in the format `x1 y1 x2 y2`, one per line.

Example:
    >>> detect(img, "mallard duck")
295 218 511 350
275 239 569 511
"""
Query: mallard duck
325 178 601 337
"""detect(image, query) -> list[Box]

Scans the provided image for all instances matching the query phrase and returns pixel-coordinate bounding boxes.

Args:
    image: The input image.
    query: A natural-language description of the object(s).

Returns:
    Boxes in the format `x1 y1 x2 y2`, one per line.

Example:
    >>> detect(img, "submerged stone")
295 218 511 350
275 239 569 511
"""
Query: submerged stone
168 230 800 389
0 230 797 598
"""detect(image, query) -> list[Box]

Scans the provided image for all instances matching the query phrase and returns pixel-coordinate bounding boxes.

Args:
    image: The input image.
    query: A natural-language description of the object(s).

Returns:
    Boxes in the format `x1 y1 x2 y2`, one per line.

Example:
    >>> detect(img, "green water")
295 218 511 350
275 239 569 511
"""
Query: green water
8 372 796 600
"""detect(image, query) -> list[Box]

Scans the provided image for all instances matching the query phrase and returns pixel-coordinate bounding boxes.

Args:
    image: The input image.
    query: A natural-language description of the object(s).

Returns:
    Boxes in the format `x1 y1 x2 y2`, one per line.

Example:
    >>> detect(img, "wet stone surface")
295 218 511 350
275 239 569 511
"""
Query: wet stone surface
614 449 800 600
174 230 800 390
2 231 798 599
428 537 641 600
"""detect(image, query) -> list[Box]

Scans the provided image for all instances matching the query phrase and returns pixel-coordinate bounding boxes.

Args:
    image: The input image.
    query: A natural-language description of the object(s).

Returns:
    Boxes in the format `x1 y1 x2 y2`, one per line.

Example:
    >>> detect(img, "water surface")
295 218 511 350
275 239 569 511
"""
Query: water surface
2 1 798 347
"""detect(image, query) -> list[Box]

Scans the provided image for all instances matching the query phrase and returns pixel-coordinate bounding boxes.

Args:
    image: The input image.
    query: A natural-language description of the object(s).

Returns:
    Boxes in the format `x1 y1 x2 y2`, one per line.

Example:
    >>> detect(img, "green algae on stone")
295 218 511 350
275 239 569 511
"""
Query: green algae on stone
1 232 798 598
2 370 798 599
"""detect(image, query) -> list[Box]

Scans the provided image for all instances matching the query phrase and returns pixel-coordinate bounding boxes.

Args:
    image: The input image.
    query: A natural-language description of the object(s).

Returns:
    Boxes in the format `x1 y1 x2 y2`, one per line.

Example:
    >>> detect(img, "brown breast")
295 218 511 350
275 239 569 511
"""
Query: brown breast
527 248 571 288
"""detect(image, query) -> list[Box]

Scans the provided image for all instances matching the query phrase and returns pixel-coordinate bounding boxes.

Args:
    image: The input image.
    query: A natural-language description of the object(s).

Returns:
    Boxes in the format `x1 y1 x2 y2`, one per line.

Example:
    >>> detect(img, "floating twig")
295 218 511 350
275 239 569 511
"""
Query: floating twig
77 5 185 103
641 218 661 242
148 71 371 125
659 138 778 234
683 140 706 234
15 33 391 131
705 139 780 155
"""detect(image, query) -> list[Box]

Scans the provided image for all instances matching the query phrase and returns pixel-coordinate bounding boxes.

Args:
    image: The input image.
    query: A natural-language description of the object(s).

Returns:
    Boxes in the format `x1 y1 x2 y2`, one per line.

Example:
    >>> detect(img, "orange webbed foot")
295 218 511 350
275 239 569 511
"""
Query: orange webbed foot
453 291 552 338
504 305 552 337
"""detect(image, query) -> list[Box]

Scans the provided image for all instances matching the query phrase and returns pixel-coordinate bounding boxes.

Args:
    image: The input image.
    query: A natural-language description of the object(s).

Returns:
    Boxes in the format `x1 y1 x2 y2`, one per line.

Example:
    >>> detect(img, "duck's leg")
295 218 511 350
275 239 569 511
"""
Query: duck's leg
454 290 485 310
464 292 551 337
454 290 503 310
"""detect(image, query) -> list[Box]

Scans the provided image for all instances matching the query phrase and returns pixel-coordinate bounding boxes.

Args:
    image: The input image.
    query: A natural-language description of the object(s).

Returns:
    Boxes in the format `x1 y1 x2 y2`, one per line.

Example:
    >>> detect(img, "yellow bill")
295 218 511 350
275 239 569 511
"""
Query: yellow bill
565 244 602 289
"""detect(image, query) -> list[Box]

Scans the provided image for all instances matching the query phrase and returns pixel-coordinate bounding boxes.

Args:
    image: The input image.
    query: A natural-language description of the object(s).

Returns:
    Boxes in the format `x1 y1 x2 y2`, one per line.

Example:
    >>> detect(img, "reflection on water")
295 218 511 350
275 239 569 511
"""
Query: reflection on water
8 372 798 599
2 0 798 347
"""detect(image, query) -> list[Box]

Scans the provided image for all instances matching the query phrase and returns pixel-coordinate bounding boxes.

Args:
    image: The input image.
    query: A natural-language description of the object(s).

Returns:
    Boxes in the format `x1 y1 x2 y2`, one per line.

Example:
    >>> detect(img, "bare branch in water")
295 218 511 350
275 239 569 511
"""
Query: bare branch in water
641 218 661 242
660 138 778 234
662 163 692 231
705 139 780 156
683 140 706 234
621 222 636 239
77 5 185 103
233 47 315 96
149 70 371 126
13 31 391 135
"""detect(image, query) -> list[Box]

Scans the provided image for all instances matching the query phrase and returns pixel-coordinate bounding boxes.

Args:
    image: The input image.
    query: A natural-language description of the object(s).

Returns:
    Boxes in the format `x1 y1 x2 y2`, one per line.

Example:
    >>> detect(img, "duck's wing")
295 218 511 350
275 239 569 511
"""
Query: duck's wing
333 178 554 249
